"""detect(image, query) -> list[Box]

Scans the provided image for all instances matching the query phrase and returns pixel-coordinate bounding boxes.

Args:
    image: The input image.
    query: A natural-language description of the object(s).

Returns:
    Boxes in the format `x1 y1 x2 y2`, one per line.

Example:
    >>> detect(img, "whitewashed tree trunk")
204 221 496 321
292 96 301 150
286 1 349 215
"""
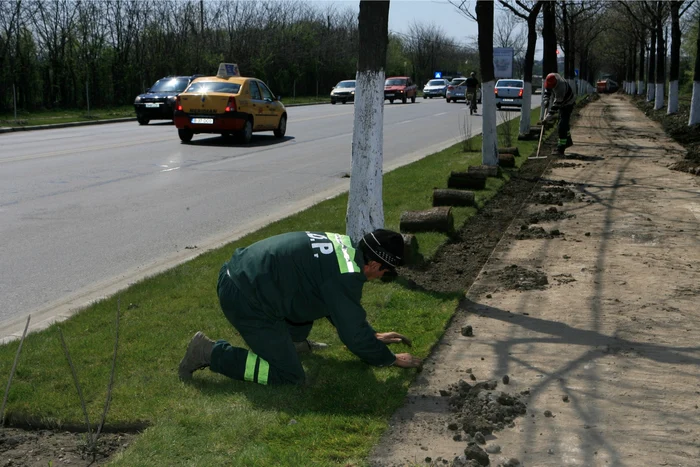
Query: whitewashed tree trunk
638 80 644 94
631 81 636 95
654 83 664 110
690 81 700 126
347 71 385 243
647 82 655 101
667 80 679 114
519 82 532 136
568 79 576 95
481 80 498 166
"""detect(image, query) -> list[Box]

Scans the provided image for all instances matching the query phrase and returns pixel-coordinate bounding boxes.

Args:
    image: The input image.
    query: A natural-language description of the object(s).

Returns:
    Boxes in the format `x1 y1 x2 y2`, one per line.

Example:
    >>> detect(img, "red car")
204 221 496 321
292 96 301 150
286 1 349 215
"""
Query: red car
384 76 417 104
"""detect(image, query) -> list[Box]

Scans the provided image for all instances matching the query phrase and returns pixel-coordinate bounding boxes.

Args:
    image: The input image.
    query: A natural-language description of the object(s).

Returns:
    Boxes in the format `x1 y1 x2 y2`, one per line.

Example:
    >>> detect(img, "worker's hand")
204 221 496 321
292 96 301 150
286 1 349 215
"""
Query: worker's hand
393 353 422 368
544 112 557 123
376 332 412 347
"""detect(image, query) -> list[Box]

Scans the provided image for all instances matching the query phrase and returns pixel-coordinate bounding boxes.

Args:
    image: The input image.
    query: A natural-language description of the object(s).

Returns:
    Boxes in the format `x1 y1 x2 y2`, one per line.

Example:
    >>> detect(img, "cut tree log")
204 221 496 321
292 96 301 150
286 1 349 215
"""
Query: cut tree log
498 146 520 158
433 188 475 207
498 153 516 167
468 165 501 178
447 171 487 190
401 234 422 265
400 206 454 234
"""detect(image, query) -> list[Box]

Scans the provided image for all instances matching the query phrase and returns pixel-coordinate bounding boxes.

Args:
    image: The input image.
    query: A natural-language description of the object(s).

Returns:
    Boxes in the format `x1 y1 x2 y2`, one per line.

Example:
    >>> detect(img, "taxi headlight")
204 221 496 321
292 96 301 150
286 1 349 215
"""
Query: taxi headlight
168 96 177 102
134 96 142 103
350 91 354 94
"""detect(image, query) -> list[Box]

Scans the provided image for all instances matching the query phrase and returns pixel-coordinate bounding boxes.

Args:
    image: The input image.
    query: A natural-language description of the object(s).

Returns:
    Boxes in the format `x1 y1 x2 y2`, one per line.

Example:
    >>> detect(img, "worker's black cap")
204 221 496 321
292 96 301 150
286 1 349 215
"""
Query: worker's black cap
361 229 405 270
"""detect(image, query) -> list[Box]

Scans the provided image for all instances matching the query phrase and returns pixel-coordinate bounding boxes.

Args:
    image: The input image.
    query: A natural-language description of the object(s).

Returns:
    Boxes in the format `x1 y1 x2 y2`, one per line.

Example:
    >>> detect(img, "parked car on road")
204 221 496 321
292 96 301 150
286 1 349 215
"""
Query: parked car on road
384 76 417 104
446 77 481 104
134 75 201 125
174 63 287 144
422 79 449 98
330 80 356 104
495 79 524 109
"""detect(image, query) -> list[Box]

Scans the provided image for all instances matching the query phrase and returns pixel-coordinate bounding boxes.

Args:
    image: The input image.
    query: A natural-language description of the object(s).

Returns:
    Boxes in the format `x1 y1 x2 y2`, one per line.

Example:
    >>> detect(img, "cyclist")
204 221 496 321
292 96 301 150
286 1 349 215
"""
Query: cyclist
465 72 479 114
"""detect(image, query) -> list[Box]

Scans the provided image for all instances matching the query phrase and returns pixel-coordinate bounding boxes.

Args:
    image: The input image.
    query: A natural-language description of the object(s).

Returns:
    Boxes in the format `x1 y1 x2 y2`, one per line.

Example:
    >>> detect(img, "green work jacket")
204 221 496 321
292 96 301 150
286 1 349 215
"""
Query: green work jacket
225 231 396 367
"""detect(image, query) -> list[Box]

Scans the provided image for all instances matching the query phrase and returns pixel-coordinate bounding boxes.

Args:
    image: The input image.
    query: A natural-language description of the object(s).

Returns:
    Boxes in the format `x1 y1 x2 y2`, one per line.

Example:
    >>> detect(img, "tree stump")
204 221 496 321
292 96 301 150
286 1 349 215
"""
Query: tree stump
498 146 520 158
433 188 475 207
401 234 422 265
498 153 516 167
468 165 501 178
400 206 454 234
447 171 487 190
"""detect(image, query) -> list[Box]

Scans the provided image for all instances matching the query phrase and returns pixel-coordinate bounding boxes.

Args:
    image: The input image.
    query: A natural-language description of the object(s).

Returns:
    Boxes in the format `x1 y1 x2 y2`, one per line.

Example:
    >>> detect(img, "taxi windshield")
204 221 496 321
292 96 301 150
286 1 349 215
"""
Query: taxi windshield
186 82 242 94
385 79 407 86
427 80 445 86
150 78 190 93
336 81 355 88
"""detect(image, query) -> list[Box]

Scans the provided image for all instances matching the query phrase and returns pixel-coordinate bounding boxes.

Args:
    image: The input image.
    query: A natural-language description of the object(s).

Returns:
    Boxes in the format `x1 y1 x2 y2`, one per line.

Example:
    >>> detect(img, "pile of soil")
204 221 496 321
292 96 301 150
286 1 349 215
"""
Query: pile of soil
526 206 575 224
494 264 548 291
513 225 562 240
439 379 527 467
633 96 700 176
532 186 576 205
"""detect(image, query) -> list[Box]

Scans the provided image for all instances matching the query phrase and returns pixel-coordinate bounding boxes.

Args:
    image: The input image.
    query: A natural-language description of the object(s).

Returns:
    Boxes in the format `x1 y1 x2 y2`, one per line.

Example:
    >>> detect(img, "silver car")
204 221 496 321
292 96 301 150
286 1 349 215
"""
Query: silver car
495 79 524 109
422 79 449 98
446 78 482 104
330 80 356 104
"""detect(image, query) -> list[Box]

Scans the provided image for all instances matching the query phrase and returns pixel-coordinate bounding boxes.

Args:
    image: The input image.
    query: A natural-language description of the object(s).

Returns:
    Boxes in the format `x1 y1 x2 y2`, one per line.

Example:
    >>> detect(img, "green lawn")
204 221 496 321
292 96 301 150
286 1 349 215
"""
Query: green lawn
0 107 549 466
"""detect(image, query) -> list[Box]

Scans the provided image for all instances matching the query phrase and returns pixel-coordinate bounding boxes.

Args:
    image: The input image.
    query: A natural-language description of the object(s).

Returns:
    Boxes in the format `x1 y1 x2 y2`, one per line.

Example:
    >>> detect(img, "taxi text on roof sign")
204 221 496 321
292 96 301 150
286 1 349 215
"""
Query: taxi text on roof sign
217 63 240 78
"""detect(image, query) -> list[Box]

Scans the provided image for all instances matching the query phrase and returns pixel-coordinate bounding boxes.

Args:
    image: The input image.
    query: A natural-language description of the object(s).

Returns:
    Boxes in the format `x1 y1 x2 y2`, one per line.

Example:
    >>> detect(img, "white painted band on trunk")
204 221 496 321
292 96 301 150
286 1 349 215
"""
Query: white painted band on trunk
519 82 532 136
638 81 644 94
647 83 655 101
654 83 664 110
690 81 700 126
481 80 498 166
347 70 386 243
667 80 679 114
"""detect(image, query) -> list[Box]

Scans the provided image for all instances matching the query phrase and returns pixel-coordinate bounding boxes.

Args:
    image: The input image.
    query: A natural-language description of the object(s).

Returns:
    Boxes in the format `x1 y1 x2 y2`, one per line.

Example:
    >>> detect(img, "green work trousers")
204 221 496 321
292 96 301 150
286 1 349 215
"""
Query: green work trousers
211 264 309 385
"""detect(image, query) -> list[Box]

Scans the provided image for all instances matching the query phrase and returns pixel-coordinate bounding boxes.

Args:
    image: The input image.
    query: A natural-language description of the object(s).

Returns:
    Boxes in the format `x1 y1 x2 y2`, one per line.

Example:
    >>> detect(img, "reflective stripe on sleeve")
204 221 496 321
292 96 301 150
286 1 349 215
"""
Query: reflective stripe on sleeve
244 351 257 382
326 232 359 274
258 359 270 385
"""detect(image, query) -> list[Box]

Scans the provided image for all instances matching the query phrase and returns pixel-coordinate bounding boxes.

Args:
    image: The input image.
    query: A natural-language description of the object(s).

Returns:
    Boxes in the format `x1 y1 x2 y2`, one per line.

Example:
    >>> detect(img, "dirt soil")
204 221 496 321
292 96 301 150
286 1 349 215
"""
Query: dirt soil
373 94 700 466
0 428 135 466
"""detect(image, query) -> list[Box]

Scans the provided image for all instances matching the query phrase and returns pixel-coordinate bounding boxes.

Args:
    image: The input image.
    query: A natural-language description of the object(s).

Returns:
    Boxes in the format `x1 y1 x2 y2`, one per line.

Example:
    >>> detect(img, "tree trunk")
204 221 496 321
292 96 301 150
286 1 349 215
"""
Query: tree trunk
648 26 656 102
690 12 700 126
667 1 681 114
562 1 570 81
541 1 557 119
638 29 646 95
400 207 454 234
432 189 475 207
476 1 498 166
346 1 390 243
519 2 543 137
654 10 665 110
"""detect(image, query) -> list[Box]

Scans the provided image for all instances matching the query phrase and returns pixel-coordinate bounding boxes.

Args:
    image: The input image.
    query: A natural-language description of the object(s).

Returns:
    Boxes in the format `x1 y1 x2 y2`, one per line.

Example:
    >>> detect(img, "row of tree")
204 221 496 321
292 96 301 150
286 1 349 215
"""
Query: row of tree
0 0 482 112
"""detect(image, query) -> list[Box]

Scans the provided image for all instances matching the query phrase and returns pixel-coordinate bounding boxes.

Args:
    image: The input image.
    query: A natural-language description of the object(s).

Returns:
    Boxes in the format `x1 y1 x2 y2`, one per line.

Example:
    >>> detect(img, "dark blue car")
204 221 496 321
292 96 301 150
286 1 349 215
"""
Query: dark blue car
133 75 201 125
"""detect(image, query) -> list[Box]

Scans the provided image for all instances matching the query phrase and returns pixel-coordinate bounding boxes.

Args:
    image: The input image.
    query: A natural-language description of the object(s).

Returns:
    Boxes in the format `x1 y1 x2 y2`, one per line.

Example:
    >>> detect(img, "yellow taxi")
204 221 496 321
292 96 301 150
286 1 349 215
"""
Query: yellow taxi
174 63 287 144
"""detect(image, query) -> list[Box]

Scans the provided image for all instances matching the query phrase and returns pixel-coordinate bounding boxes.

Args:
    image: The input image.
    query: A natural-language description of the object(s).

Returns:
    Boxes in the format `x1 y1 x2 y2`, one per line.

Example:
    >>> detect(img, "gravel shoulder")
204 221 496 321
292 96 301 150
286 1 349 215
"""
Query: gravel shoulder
370 94 700 467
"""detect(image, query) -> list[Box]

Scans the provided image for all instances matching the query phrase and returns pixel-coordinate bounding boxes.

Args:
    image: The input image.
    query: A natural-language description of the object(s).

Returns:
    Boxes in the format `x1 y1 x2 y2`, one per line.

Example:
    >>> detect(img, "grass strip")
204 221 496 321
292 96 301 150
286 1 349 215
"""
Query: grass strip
0 106 546 466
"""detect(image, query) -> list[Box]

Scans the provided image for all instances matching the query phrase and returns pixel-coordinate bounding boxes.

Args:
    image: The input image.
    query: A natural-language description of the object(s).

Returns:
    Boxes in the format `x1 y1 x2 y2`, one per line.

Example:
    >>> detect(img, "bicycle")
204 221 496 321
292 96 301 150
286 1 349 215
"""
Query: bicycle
466 90 478 115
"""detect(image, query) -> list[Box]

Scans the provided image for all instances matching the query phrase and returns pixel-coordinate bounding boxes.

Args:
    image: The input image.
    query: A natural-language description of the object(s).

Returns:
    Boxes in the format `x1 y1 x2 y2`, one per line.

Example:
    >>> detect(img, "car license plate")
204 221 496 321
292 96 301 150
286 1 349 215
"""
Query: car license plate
191 118 214 124
145 103 161 108
386 93 394 97
504 99 514 102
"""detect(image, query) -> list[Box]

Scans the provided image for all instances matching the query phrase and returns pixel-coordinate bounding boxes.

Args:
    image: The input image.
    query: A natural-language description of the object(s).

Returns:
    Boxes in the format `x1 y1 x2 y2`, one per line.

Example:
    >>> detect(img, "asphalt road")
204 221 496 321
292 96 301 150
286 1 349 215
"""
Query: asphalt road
0 96 540 340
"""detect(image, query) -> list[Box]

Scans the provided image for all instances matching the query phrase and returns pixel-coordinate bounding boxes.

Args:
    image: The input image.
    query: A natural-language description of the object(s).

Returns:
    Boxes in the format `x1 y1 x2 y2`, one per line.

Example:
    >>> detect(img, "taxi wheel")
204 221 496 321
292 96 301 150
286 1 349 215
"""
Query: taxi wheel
423 96 427 99
389 99 394 104
274 115 287 138
411 96 416 103
137 116 149 125
178 129 193 143
237 119 253 144
402 95 407 104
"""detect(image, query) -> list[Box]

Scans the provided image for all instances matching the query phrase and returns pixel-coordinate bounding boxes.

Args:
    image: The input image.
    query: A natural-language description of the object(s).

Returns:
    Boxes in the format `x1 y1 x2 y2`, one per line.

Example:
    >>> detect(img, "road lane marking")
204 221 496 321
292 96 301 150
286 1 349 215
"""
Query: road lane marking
433 112 447 116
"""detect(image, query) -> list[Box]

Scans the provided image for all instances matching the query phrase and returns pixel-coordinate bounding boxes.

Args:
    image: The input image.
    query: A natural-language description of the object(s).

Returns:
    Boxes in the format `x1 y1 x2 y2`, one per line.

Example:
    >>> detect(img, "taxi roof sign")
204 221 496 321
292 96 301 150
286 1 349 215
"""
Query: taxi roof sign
216 63 240 78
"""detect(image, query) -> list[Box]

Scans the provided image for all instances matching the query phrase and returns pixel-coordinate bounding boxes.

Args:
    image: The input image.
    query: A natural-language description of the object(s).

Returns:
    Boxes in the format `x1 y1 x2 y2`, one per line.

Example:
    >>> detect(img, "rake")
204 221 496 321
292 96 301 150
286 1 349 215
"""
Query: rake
528 124 547 159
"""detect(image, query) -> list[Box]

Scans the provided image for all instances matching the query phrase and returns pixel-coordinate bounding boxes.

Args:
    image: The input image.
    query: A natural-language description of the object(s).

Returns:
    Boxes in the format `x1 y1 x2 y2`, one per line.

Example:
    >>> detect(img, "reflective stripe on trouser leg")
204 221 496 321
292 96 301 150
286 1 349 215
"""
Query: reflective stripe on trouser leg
244 351 270 385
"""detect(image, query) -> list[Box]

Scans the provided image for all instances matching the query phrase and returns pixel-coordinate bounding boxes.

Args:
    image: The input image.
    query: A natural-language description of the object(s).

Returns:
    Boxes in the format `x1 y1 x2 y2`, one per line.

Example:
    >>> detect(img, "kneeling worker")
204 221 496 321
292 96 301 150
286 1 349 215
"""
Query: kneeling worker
179 229 422 385
542 72 576 155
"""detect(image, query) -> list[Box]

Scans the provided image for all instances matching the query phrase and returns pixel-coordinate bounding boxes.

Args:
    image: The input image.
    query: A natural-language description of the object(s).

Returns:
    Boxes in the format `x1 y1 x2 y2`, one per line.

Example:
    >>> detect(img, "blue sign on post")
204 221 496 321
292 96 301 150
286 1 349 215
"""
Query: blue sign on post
575 69 579 77
434 72 442 79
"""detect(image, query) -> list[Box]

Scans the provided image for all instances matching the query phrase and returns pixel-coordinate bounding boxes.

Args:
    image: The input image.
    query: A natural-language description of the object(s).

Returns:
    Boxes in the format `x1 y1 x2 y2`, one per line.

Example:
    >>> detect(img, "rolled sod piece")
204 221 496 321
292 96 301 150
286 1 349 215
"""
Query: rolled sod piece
400 206 454 234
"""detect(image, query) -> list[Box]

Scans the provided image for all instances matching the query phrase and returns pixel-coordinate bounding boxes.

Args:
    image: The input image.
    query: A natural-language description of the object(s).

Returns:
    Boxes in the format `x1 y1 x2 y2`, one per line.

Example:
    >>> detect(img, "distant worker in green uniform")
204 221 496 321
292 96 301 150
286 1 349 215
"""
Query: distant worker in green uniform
179 229 422 385
541 72 576 155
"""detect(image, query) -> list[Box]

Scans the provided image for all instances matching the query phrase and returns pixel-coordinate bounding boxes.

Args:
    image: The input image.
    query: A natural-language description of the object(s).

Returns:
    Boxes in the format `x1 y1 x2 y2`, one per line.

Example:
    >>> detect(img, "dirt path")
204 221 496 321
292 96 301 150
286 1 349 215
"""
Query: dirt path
370 94 700 467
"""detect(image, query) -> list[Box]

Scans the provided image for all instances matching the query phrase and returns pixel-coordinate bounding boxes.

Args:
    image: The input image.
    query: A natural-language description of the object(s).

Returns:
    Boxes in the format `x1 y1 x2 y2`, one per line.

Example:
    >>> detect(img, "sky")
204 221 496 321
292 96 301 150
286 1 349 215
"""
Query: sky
311 0 545 60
